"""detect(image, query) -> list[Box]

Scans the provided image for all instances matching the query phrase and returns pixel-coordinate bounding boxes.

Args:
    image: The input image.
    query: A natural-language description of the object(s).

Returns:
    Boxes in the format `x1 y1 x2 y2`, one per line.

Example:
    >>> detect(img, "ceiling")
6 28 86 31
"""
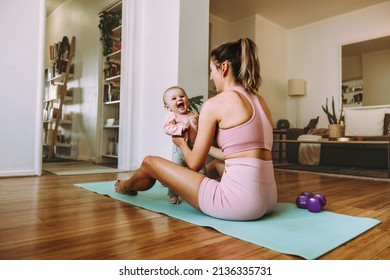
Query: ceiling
47 0 66 15
48 1 388 27
343 35 390 57
210 0 389 29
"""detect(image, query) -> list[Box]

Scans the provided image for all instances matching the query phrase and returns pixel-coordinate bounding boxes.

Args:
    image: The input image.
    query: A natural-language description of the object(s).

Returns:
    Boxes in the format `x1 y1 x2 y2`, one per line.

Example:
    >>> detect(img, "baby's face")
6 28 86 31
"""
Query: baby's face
164 89 190 114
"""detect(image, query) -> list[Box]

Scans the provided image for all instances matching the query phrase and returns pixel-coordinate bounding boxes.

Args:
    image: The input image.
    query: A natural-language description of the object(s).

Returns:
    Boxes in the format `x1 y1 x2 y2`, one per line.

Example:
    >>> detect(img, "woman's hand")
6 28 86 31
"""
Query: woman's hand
172 133 188 148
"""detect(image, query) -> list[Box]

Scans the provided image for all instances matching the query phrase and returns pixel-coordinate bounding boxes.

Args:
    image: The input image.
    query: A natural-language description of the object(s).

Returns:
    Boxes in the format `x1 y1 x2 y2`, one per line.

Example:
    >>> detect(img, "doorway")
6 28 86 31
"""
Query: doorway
42 0 125 172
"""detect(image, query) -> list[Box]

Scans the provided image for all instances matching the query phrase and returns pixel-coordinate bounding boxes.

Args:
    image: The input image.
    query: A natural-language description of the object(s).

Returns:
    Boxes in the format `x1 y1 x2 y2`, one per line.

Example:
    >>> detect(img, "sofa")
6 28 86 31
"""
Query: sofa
286 107 390 169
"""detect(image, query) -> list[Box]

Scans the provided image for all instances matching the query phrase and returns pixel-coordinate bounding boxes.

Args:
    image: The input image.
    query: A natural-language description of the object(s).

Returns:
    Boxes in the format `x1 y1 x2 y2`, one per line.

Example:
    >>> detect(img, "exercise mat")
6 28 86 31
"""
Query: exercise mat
74 181 380 259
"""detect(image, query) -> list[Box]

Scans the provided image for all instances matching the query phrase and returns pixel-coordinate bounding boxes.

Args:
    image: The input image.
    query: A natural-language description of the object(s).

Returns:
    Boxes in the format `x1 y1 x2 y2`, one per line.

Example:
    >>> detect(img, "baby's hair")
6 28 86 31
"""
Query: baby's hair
163 86 187 104
210 38 261 94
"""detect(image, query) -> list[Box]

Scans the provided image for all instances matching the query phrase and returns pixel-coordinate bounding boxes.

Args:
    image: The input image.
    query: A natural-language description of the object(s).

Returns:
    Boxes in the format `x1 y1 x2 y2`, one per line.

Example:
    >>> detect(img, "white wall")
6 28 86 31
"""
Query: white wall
132 0 209 165
254 16 287 127
362 49 390 106
288 2 390 128
131 0 182 163
209 15 230 50
0 0 45 176
342 55 362 81
179 1 210 99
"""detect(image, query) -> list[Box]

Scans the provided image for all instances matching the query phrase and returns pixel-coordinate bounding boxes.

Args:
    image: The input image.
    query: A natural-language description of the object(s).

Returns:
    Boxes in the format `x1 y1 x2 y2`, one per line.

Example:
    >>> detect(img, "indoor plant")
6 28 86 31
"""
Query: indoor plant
322 96 345 138
98 11 121 57
188 95 204 114
55 36 70 74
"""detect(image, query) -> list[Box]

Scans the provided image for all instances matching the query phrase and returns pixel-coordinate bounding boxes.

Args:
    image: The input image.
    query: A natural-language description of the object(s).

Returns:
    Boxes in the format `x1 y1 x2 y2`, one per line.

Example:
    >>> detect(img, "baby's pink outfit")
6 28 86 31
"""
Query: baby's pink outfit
163 111 199 144
198 86 277 220
163 110 205 199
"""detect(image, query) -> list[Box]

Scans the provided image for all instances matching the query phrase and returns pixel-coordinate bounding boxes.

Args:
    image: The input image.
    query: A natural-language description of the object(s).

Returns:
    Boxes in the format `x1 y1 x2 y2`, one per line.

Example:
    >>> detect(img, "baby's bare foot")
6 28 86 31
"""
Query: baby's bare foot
169 195 180 204
114 180 138 196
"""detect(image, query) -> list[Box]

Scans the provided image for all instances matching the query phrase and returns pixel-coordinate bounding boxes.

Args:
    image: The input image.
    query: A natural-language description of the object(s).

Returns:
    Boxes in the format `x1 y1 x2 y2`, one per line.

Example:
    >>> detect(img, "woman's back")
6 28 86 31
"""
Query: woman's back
213 86 273 158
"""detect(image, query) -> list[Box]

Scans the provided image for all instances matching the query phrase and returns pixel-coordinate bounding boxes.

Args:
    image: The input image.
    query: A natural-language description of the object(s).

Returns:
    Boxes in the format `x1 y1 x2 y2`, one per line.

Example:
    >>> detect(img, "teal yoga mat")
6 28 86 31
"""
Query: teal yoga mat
74 181 380 259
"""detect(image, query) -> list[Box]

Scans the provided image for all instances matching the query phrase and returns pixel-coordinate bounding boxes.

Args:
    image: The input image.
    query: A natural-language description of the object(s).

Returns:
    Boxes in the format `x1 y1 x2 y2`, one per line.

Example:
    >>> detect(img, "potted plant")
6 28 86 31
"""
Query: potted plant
188 95 204 114
322 96 344 139
98 11 121 57
55 36 70 74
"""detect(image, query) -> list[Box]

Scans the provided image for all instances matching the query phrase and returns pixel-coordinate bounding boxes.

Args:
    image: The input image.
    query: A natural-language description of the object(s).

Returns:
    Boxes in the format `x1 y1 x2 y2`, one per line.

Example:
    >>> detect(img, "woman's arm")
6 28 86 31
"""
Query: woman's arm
209 146 224 161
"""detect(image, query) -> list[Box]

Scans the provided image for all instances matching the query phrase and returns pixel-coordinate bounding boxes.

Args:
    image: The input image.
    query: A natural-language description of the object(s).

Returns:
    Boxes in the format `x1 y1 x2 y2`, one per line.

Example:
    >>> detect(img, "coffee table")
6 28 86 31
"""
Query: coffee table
273 138 390 178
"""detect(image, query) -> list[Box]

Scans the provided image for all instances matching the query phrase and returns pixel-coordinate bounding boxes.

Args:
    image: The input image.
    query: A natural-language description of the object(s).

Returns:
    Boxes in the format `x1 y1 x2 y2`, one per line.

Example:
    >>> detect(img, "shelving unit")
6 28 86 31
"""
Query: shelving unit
342 79 363 108
42 36 76 160
98 1 122 163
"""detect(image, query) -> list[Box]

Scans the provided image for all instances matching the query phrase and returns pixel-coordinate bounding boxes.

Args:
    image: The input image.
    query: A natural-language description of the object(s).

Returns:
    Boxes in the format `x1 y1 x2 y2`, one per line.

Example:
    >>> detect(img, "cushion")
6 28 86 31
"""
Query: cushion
308 128 328 136
344 108 385 136
303 116 319 133
384 113 390 135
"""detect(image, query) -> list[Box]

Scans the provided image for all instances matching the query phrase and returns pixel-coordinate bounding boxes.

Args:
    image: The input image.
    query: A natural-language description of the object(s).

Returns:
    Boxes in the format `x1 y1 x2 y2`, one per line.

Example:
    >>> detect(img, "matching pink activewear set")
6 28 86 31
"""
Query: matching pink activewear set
198 87 277 220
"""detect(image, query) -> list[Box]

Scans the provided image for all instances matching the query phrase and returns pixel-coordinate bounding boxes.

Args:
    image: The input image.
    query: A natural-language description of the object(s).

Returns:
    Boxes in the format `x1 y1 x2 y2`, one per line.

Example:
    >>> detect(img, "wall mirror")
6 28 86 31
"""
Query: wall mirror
341 35 390 108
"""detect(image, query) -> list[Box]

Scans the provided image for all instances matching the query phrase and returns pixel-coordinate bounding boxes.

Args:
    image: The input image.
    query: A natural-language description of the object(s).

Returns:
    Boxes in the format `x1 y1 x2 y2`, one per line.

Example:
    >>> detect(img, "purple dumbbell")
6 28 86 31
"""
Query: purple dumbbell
295 192 314 209
306 193 327 213
314 193 327 207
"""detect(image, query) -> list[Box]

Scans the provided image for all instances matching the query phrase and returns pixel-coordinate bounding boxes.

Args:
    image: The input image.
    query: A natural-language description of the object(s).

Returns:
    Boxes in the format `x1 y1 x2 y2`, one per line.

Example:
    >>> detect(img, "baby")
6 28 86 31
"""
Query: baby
162 86 205 204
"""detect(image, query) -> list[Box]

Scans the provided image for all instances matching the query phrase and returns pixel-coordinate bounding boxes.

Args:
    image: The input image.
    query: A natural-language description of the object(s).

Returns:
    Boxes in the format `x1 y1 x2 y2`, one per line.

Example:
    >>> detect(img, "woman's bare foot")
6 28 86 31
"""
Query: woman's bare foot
169 195 180 204
114 180 138 196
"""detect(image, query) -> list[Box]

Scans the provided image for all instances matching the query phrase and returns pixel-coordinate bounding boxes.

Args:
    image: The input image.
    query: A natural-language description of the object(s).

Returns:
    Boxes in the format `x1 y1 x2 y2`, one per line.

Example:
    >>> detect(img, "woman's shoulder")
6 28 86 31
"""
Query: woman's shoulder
209 89 242 102
208 90 250 111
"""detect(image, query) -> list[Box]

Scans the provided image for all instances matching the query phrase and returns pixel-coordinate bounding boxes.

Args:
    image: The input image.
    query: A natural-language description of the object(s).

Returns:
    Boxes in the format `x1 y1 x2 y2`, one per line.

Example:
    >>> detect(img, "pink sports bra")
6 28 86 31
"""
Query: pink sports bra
215 87 273 156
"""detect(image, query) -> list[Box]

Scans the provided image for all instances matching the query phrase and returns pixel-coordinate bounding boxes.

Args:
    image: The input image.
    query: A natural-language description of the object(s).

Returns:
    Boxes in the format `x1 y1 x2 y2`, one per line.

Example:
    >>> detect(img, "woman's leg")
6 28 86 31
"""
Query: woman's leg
115 155 205 210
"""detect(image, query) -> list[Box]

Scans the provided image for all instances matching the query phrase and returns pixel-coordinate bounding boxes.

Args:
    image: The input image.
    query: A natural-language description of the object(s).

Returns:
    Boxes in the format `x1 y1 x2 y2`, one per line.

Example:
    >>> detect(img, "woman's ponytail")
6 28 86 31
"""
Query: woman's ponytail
210 38 261 94
239 38 262 94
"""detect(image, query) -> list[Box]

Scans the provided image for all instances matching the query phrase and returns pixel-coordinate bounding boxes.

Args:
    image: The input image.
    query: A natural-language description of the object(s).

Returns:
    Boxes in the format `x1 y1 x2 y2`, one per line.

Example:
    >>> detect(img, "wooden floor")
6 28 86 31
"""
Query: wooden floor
0 168 388 260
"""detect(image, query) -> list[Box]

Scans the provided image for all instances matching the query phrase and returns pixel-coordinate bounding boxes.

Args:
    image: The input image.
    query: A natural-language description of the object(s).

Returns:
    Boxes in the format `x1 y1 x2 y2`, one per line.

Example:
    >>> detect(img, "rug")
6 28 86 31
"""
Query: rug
74 181 380 259
43 162 126 175
275 163 389 179
42 156 79 163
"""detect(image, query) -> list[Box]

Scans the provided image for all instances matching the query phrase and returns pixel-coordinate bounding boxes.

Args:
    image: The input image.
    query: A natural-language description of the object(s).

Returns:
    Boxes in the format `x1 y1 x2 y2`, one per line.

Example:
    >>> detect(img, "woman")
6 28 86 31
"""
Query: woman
115 38 277 220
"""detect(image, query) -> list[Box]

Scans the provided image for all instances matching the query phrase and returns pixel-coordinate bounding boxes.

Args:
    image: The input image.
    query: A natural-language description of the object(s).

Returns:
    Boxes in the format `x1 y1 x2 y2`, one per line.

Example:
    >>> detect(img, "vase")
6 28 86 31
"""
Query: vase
107 137 115 155
328 124 344 139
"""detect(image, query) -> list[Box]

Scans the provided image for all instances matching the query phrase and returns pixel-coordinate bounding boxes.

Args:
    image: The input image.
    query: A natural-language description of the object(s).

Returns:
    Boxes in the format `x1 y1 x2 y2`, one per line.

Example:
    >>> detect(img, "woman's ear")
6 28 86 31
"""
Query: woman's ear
221 61 229 77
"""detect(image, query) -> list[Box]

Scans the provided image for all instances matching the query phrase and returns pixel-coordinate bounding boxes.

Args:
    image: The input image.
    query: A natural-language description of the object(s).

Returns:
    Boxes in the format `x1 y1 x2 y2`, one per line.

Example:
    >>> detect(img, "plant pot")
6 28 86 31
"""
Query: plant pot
328 124 344 139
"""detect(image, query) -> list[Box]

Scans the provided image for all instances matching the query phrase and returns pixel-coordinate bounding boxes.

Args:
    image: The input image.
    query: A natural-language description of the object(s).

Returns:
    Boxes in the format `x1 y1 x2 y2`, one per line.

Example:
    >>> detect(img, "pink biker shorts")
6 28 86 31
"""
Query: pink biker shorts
198 157 277 221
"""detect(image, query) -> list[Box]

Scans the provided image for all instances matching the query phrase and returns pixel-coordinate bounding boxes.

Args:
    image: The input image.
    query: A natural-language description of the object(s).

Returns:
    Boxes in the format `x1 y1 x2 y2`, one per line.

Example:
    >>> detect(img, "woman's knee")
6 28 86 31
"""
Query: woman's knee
141 156 166 173
142 155 158 167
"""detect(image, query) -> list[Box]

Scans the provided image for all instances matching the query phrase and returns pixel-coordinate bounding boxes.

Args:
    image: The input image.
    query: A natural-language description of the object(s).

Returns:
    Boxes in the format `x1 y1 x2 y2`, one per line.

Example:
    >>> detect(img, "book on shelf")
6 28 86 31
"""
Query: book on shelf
104 62 121 79
50 45 54 60
104 83 120 102
50 43 59 60
112 39 121 52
